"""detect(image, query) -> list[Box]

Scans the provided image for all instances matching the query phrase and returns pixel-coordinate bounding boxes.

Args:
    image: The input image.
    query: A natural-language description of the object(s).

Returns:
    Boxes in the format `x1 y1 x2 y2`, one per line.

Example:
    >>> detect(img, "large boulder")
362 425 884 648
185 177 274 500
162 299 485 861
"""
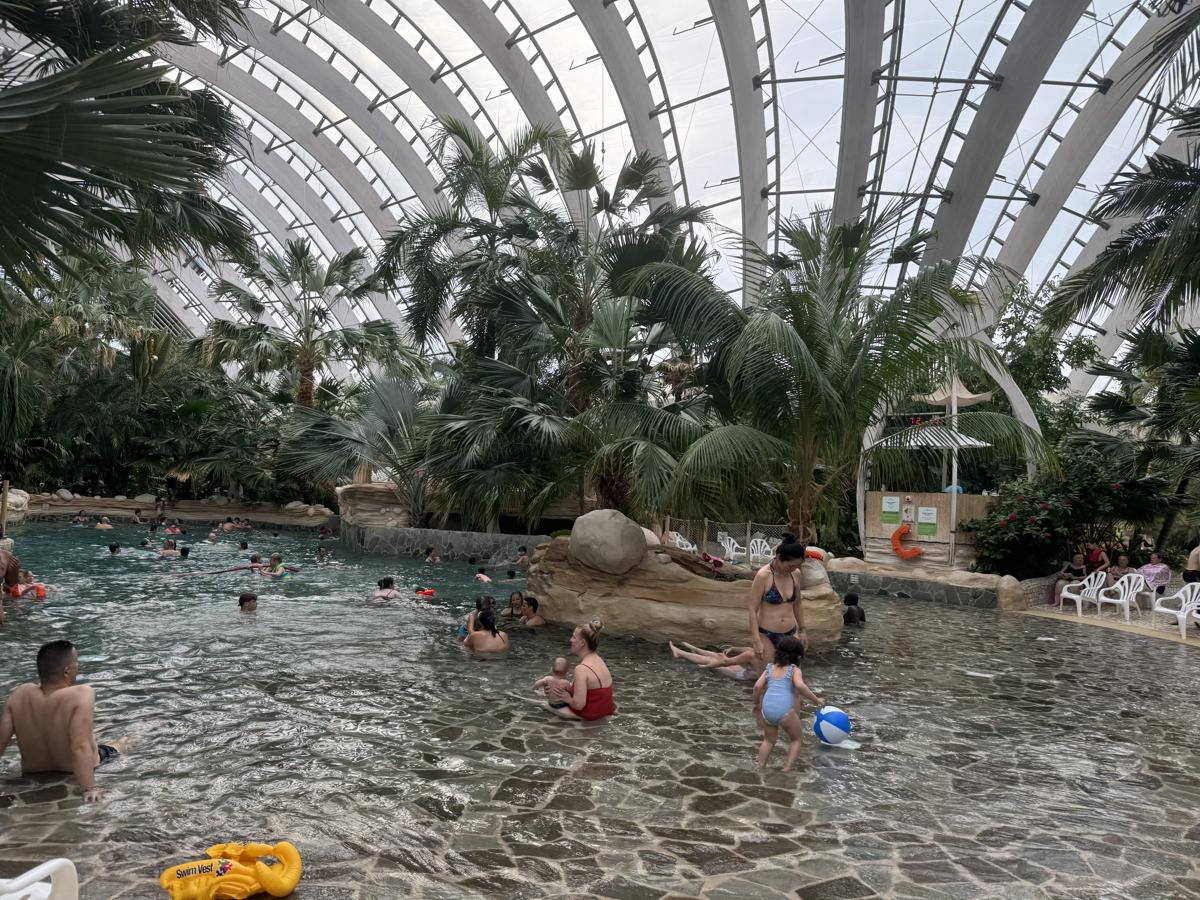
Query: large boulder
134 493 156 504
568 509 647 576
4 488 29 512
283 500 307 512
54 488 74 501
996 575 1026 611
642 527 661 547
531 536 843 648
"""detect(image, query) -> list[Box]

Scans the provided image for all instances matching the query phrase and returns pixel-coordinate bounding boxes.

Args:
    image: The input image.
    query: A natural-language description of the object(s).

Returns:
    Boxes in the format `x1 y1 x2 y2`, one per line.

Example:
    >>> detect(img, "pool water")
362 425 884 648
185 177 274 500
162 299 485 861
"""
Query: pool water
1 523 1199 900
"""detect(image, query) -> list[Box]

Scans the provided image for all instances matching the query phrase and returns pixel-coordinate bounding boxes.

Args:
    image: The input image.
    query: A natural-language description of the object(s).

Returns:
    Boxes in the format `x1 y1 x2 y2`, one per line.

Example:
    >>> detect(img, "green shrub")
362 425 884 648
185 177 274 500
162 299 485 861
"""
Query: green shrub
966 444 1170 579
550 528 572 538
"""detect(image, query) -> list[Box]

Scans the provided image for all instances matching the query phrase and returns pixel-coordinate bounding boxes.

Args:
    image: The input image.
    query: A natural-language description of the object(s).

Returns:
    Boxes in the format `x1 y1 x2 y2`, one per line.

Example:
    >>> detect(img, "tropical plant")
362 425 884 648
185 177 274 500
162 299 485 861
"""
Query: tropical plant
371 122 717 528
631 206 1045 543
201 239 415 408
0 0 251 287
1080 324 1200 545
967 442 1175 578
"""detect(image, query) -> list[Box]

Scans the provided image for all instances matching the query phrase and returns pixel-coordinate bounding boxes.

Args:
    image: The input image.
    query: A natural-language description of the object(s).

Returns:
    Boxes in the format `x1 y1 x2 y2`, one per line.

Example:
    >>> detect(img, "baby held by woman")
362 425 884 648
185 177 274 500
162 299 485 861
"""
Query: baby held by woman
533 657 572 709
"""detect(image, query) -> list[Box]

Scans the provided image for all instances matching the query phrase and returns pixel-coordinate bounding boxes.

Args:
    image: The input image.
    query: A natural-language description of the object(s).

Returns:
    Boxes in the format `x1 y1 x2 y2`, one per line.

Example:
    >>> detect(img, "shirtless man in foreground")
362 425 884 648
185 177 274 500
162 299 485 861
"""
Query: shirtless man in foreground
0 641 127 802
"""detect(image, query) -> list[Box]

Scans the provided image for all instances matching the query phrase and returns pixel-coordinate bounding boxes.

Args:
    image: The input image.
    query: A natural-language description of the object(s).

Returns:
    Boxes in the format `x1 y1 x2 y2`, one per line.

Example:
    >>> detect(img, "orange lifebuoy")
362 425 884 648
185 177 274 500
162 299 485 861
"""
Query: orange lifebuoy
891 524 923 560
415 589 435 597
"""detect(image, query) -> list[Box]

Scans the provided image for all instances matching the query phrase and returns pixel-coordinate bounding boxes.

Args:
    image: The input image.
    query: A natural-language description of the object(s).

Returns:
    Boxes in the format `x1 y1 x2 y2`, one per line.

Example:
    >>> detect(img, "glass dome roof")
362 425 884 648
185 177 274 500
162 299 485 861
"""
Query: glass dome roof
16 1 1192 395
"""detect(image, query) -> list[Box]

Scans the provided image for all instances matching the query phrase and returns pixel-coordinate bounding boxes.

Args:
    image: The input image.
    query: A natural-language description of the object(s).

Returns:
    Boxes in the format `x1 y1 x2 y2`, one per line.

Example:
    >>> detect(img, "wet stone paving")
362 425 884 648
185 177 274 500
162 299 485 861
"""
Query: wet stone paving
1 526 1199 899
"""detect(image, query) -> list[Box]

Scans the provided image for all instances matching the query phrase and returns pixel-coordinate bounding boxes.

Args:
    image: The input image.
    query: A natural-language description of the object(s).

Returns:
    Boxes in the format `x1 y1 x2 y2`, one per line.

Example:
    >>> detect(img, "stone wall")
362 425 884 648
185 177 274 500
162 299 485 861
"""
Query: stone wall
341 523 547 561
828 570 998 609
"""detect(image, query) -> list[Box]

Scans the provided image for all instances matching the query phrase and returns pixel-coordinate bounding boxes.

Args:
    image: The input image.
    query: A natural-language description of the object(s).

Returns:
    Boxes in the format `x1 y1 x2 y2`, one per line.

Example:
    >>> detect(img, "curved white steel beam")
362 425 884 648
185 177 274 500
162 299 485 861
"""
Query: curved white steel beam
236 10 440 209
157 41 395 239
569 0 675 202
832 0 885 226
976 6 1190 327
146 271 207 336
921 0 1090 263
1063 132 1190 396
710 0 770 301
435 0 591 225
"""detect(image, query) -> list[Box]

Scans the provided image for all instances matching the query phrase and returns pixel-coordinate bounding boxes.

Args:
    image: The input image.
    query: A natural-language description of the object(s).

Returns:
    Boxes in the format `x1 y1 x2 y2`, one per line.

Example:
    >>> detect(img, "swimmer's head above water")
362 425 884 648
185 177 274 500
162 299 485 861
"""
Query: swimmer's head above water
238 592 258 612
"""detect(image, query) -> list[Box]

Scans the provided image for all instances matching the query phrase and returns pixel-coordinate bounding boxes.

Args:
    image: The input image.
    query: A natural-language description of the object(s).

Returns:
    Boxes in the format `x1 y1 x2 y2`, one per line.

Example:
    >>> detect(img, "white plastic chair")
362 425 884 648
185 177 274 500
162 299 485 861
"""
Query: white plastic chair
748 538 773 564
0 859 79 900
720 534 747 562
1060 571 1105 616
665 531 697 554
1089 573 1146 622
1152 582 1200 639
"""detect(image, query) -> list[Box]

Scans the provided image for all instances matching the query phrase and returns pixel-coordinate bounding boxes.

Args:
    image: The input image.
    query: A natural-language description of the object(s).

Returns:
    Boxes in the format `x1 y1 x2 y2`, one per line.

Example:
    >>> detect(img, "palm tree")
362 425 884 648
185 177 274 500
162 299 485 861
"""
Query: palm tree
632 207 1043 542
0 0 251 288
201 239 414 408
1082 324 1200 545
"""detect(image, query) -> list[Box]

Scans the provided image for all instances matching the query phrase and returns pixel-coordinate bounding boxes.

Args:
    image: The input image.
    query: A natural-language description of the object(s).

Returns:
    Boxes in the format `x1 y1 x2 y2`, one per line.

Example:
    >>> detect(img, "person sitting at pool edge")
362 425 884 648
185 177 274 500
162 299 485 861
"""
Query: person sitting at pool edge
1054 552 1087 605
1084 541 1110 576
521 595 546 627
474 567 492 584
0 640 127 802
108 543 121 556
238 593 258 612
747 540 810 661
464 608 508 653
843 592 866 625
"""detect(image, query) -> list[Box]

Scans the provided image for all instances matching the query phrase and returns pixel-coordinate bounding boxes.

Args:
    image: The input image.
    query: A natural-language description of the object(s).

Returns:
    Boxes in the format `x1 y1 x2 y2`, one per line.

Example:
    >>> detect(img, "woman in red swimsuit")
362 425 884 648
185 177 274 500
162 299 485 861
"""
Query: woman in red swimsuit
546 620 615 720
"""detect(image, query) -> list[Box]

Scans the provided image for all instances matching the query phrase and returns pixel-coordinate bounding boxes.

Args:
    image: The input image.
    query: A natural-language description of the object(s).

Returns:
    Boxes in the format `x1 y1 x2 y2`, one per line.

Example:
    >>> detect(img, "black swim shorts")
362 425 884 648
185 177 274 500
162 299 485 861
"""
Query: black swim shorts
97 744 120 766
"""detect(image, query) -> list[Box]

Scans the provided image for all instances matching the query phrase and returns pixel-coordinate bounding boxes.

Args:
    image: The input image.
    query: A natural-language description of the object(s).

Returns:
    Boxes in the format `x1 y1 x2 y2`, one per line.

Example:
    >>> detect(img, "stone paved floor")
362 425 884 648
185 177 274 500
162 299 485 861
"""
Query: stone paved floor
2 534 1199 899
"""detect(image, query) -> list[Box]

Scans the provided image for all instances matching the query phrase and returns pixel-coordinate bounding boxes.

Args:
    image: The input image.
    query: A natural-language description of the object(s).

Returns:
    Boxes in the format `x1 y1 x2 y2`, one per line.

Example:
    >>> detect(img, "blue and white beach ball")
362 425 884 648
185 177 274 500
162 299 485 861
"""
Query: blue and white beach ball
813 706 852 745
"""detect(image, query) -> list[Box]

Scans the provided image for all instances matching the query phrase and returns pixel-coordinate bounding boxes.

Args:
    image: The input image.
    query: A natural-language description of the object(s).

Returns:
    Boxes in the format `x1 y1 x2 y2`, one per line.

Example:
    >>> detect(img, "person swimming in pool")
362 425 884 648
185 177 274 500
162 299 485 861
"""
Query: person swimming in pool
261 553 290 578
458 596 494 640
158 539 180 559
520 595 546 627
108 543 121 556
473 567 492 584
238 592 258 612
747 540 810 663
0 640 128 802
372 577 401 601
463 608 508 653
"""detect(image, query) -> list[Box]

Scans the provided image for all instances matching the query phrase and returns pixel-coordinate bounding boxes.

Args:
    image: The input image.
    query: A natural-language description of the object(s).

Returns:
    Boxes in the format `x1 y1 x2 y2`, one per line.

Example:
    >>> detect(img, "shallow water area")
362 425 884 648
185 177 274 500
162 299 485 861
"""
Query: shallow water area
1 523 1199 899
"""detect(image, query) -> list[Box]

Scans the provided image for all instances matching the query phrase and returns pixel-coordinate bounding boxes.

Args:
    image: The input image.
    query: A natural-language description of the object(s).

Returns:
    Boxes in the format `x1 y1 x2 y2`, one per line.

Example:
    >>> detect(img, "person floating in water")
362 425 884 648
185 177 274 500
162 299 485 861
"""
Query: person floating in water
533 657 572 709
261 553 292 578
0 641 128 802
843 592 866 625
747 540 810 662
238 592 258 613
752 636 824 772
473 567 492 584
668 641 762 681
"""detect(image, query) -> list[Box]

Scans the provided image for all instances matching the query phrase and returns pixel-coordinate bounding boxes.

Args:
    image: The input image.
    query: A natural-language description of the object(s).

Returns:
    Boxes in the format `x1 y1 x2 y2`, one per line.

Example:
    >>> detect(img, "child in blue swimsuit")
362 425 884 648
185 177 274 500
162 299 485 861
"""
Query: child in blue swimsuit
751 636 825 772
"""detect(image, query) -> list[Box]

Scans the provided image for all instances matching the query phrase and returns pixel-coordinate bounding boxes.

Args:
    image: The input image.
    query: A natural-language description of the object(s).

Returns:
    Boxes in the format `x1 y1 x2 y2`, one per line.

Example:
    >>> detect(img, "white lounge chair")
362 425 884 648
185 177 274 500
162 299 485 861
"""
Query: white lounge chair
719 534 747 562
1089 573 1146 622
748 538 773 564
1060 570 1105 617
1151 582 1200 639
665 531 698 554
0 859 79 900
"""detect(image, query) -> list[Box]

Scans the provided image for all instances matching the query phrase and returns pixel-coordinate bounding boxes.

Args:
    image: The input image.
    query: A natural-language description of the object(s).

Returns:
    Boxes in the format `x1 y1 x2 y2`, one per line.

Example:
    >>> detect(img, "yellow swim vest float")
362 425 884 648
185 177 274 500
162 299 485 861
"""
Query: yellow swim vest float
158 841 301 900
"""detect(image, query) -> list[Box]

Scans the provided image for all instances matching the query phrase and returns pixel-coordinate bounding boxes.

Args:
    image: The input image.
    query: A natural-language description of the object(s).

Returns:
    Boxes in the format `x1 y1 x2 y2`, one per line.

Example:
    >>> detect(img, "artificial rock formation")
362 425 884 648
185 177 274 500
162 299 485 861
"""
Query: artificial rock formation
529 511 843 648
568 508 648 575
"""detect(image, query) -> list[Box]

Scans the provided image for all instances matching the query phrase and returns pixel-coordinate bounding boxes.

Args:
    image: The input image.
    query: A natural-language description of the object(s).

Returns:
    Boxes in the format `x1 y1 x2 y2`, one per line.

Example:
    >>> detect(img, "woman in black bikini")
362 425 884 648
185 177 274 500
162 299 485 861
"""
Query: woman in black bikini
747 541 809 663
1053 552 1087 605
